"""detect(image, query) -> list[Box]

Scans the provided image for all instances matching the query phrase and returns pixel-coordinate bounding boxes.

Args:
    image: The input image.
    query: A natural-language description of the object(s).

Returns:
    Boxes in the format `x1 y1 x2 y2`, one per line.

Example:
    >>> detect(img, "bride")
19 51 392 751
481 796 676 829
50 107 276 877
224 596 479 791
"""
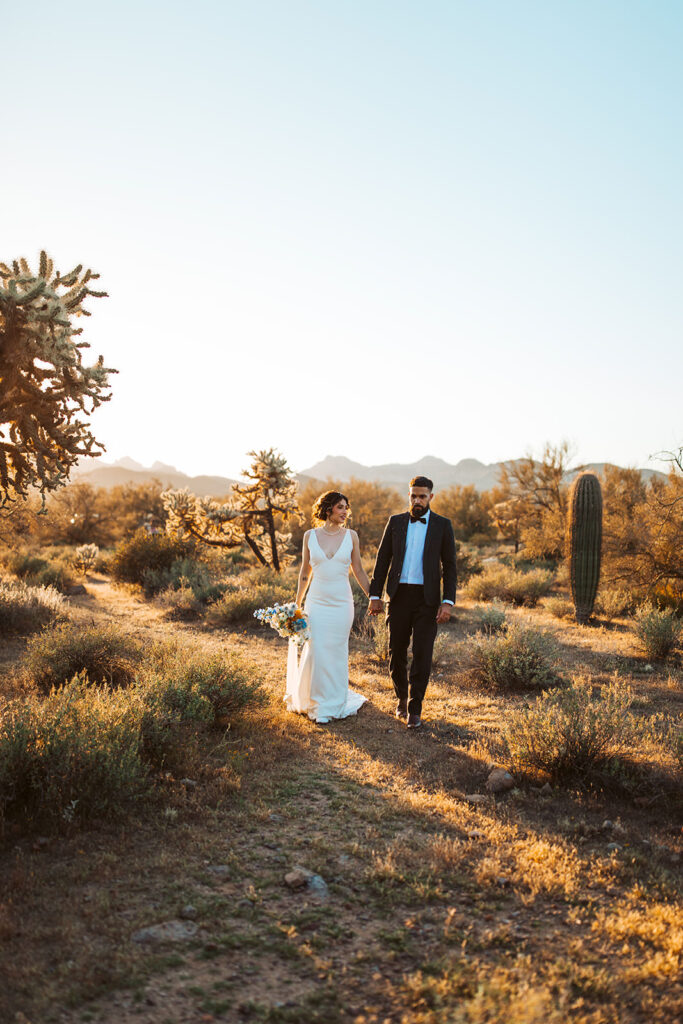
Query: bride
285 490 370 723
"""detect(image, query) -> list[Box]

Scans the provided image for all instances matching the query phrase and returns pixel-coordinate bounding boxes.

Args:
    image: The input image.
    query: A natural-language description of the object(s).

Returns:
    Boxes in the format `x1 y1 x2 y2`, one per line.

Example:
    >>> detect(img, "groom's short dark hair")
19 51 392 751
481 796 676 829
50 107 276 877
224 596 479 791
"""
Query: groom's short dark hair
410 475 433 491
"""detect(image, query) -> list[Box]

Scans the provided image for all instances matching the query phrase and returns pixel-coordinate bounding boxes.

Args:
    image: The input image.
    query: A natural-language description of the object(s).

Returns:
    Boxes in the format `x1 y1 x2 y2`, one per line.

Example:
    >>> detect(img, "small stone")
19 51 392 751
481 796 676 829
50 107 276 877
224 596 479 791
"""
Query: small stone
606 842 623 852
601 819 614 830
285 867 313 890
179 904 198 920
644 664 653 672
467 829 485 839
307 875 329 900
463 794 487 804
486 768 515 794
132 920 197 944
539 783 553 795
180 778 198 788
284 866 328 899
496 877 510 887
206 865 231 878
269 813 283 822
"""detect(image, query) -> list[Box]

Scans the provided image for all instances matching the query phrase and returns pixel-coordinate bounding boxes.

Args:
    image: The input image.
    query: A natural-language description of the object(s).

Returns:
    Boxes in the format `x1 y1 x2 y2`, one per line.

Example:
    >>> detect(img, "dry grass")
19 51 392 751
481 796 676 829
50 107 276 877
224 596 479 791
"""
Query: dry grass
0 574 680 1024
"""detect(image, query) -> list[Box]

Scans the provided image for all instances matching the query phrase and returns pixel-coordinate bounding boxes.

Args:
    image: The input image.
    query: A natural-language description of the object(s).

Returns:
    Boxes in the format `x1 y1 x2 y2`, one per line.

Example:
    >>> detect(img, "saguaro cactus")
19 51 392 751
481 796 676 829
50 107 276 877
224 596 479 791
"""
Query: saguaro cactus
567 472 603 624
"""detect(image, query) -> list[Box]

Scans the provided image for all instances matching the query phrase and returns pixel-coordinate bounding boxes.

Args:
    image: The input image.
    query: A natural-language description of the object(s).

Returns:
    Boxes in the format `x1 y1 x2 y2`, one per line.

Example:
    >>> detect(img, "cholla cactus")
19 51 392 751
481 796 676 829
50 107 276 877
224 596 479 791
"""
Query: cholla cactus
163 448 303 571
0 251 116 509
73 543 99 576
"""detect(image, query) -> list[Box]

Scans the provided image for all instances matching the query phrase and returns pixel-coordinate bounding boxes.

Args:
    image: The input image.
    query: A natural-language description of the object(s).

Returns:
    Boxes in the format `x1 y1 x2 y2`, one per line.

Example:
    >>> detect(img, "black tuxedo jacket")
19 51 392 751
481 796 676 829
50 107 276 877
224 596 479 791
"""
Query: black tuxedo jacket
369 510 457 607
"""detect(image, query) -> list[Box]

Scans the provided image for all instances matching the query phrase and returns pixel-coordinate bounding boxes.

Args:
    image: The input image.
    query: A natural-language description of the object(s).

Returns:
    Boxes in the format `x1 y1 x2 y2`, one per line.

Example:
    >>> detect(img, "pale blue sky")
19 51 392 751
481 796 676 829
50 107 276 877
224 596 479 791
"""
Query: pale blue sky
3 1 681 478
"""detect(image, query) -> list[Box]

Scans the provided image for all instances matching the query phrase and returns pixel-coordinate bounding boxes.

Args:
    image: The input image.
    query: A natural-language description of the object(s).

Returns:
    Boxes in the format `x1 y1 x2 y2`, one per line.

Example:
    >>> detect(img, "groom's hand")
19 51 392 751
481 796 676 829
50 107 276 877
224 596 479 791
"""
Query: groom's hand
436 603 452 624
368 599 384 616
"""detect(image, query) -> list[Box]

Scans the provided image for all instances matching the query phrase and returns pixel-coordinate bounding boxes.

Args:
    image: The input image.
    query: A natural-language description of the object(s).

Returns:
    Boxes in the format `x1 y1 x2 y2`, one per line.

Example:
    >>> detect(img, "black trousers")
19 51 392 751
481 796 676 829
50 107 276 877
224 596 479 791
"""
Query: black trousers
387 584 438 717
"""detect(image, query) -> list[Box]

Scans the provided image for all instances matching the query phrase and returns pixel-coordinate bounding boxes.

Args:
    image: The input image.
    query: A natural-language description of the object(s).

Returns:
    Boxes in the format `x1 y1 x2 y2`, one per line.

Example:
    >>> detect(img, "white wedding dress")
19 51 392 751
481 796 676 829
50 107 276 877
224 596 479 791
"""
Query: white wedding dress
285 529 367 723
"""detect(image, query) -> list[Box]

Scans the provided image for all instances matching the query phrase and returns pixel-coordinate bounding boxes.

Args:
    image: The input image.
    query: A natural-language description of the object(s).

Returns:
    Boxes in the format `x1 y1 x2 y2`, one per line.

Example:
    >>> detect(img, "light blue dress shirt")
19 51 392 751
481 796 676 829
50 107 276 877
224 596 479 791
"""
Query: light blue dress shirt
400 509 431 584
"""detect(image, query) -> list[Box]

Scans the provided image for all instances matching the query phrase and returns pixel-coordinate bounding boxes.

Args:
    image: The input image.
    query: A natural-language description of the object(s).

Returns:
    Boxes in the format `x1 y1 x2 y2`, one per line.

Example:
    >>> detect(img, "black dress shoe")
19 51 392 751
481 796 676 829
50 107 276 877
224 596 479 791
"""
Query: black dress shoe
407 714 422 729
395 700 408 720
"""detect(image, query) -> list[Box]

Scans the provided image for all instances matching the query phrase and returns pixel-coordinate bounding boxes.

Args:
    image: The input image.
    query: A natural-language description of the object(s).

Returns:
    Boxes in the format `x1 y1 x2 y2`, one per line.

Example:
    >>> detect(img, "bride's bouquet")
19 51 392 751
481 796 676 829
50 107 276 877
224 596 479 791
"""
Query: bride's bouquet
254 602 310 646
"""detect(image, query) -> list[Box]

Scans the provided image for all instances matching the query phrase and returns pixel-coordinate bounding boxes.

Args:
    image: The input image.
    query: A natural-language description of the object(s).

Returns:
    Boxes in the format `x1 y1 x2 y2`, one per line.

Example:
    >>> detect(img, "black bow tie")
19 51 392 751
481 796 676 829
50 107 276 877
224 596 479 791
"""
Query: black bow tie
410 515 427 524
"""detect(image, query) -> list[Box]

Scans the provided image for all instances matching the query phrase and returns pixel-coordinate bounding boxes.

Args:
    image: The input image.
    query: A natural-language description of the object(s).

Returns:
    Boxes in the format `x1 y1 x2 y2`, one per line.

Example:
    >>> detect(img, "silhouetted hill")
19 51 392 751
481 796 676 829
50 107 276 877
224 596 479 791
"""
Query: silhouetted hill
300 454 665 491
73 457 235 497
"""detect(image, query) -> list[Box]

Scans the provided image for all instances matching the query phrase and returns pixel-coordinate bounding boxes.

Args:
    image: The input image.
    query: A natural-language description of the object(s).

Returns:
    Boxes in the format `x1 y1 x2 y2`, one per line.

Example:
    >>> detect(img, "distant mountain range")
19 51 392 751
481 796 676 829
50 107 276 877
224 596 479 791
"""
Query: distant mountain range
299 454 666 492
72 457 236 497
72 454 665 497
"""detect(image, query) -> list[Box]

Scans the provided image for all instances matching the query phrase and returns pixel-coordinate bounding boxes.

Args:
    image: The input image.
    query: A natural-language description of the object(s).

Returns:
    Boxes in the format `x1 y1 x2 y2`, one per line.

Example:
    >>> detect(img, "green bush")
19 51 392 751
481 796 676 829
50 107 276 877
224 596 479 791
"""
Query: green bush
504 677 636 780
136 643 268 769
468 624 559 691
465 564 554 607
0 674 147 827
23 621 143 692
110 529 191 591
0 643 267 828
634 605 682 661
0 579 67 636
476 602 507 634
544 596 575 620
140 642 266 723
143 556 224 602
208 571 292 626
5 551 74 593
455 542 484 585
7 553 48 578
156 581 204 621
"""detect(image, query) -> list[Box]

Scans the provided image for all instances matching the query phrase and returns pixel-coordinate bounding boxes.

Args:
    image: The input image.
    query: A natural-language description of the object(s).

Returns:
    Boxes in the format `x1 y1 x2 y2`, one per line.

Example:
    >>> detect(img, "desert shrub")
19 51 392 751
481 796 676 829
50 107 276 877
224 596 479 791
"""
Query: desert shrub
6 553 48 578
372 615 390 662
23 621 143 693
73 543 99 576
137 643 267 768
595 587 635 620
4 551 73 593
208 572 292 626
455 542 483 585
0 638 267 829
634 605 682 661
143 556 224 602
0 674 147 827
465 564 554 607
110 529 191 590
514 555 559 573
545 596 575 620
652 583 683 616
431 632 451 667
0 580 67 636
504 676 637 780
35 564 73 593
476 602 507 634
156 581 204 621
468 624 559 691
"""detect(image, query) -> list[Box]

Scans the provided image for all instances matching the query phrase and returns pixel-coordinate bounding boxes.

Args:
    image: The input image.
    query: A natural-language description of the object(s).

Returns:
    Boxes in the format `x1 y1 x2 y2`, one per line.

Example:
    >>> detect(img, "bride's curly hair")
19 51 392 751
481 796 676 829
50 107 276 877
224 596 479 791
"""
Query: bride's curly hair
311 490 350 527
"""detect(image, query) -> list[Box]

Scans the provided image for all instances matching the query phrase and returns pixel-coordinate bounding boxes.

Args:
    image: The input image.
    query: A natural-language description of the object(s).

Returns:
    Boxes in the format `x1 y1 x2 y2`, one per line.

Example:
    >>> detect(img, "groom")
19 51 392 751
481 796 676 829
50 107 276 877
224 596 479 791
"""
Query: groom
368 475 457 729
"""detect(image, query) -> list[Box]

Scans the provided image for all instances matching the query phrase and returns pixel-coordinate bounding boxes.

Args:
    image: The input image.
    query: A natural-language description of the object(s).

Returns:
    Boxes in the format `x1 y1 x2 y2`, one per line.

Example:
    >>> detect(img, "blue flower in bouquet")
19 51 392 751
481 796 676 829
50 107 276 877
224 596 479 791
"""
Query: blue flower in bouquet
253 601 310 646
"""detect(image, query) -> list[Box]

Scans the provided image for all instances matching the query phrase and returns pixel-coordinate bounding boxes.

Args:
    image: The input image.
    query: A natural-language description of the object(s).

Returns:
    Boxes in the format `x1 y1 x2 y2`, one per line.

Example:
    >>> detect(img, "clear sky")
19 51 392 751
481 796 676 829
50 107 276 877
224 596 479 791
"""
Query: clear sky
3 1 682 478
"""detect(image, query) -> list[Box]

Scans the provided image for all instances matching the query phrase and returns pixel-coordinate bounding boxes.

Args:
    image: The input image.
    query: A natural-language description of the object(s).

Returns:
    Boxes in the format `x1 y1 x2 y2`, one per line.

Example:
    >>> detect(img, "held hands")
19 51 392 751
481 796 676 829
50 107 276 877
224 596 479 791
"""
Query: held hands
436 603 452 625
368 598 384 616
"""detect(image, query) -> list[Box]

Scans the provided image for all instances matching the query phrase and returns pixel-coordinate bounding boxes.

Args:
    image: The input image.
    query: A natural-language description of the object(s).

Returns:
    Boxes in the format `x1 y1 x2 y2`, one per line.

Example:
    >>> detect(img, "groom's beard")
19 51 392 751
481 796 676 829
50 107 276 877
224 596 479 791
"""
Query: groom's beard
409 504 428 516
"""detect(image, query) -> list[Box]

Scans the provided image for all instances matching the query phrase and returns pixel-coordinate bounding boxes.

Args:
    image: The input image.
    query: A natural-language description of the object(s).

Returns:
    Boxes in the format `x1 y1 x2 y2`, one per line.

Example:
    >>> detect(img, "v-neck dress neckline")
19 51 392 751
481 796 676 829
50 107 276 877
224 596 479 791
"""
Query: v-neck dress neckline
314 528 349 561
